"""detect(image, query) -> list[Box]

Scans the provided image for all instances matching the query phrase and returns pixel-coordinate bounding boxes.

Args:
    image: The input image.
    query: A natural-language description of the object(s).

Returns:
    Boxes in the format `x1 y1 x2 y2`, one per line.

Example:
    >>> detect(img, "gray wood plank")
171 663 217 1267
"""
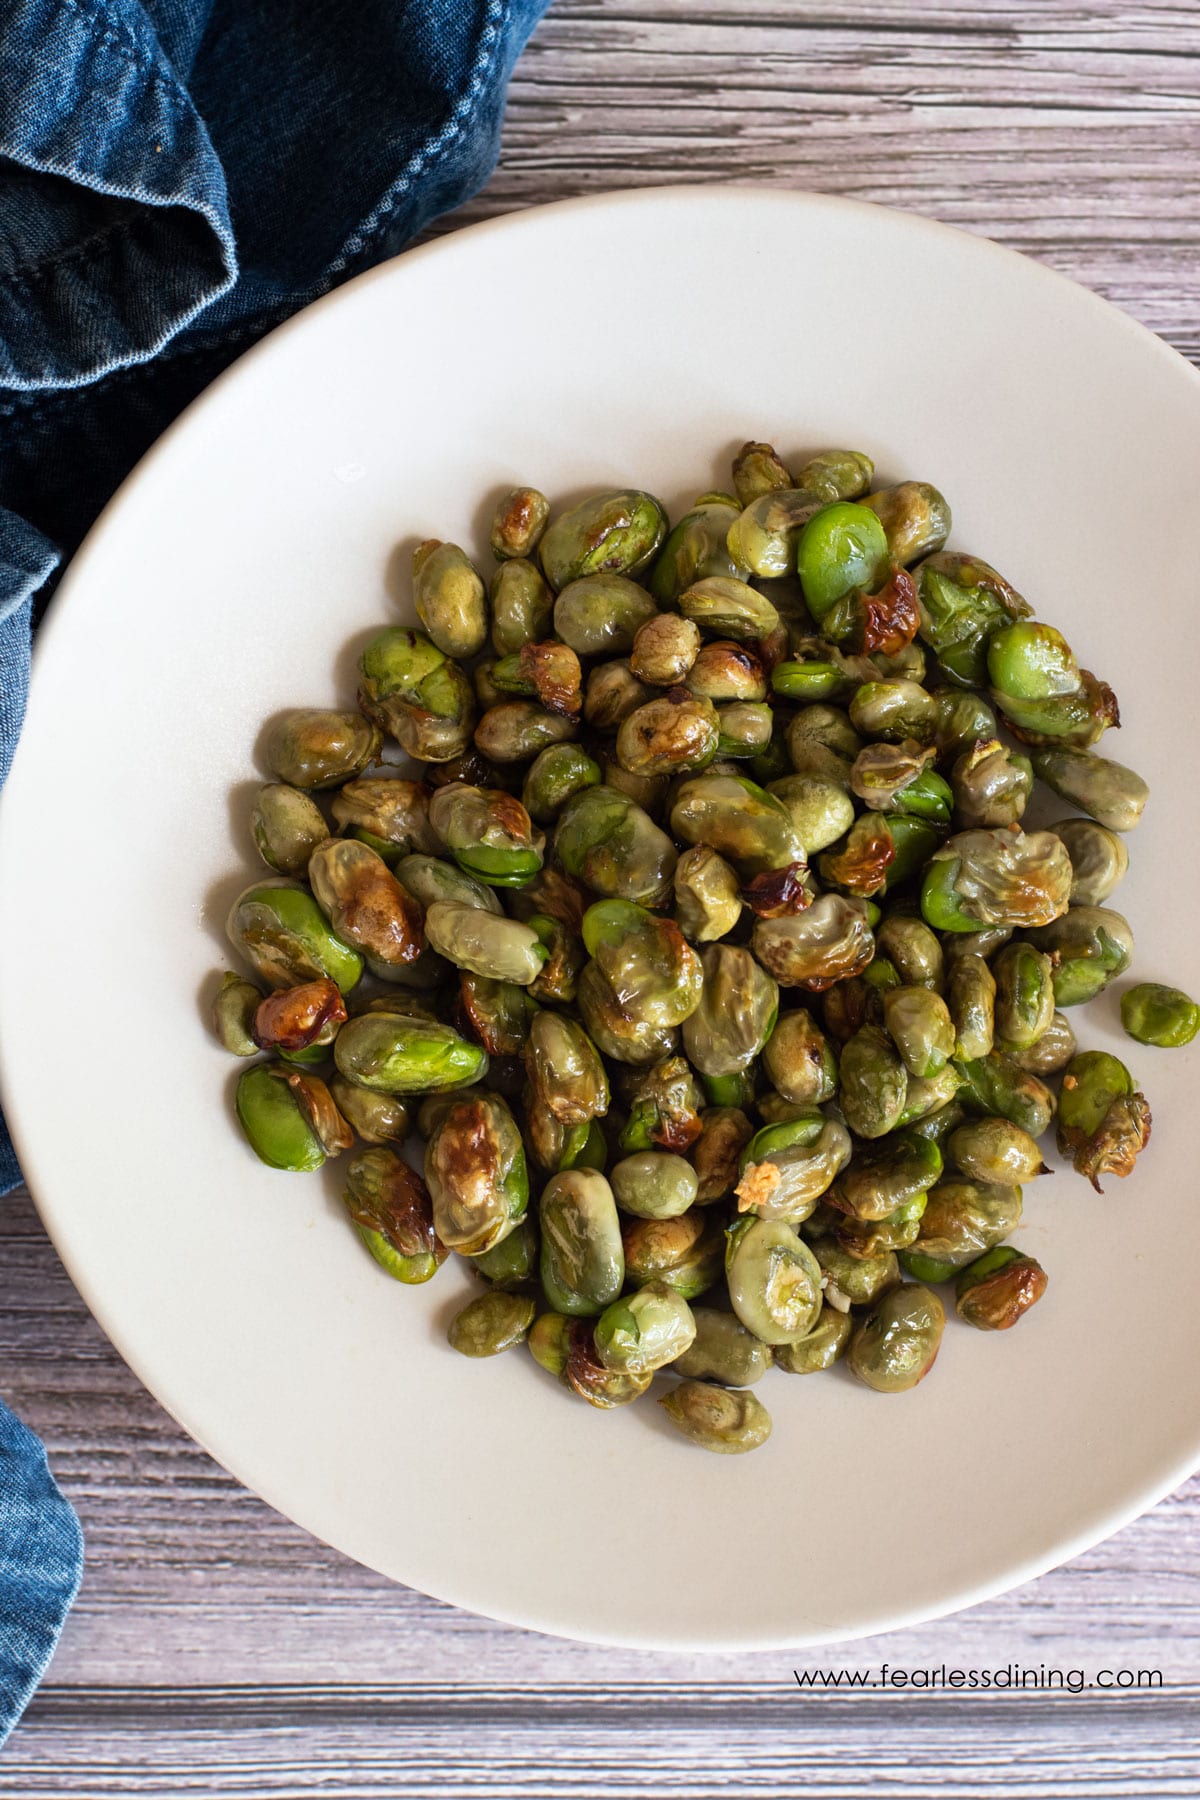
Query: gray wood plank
4 0 1200 1784
6 1686 1200 1798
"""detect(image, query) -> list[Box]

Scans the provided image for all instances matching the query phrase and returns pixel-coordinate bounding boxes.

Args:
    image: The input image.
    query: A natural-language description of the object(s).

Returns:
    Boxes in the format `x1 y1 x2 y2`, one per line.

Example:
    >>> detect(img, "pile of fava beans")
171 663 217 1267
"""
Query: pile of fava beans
212 442 1196 1454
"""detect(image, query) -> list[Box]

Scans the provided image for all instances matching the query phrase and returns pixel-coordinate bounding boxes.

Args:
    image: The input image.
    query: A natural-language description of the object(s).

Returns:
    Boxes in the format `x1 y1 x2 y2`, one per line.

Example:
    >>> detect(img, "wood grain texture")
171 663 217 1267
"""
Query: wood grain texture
5 0 1200 1787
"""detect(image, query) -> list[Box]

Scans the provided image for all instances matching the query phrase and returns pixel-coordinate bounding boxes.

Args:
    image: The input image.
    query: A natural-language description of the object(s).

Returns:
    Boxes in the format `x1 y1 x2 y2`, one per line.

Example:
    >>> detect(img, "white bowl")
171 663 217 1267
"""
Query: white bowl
3 187 1199 1651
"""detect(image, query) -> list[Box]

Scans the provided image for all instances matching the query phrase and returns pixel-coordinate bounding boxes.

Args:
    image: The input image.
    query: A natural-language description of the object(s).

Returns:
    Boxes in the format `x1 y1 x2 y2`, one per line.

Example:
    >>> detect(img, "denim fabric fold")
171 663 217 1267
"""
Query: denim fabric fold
0 1402 84 1744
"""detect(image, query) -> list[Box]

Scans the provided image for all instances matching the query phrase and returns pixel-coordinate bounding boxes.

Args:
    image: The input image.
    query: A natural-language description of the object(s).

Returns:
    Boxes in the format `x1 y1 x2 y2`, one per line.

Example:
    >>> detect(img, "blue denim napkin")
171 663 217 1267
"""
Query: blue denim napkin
0 0 550 1742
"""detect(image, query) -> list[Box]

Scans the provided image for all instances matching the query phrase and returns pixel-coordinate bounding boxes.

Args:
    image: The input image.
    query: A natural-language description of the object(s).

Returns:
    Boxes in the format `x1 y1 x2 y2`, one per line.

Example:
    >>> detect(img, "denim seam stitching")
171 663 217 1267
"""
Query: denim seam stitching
323 0 509 281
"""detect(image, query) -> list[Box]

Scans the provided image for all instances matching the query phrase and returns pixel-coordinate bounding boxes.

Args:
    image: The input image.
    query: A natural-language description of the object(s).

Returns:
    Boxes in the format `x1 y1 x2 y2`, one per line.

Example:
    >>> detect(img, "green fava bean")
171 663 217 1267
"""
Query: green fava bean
1008 1010 1077 1075
594 1280 696 1375
212 972 263 1056
576 963 679 1067
424 902 547 985
774 1309 854 1374
932 687 1000 757
670 773 802 877
622 1209 725 1299
1049 818 1129 907
735 1115 853 1223
251 784 330 874
649 496 748 603
992 941 1055 1050
902 1094 966 1148
954 1050 1055 1138
330 1077 410 1146
425 1092 528 1255
428 783 543 887
812 1238 900 1308
835 1131 943 1223
584 660 654 730
955 1245 1048 1330
329 778 438 863
862 482 951 566
582 899 703 1030
412 539 488 659
617 1055 705 1154
448 1290 536 1357
920 828 1072 932
948 1118 1048 1185
524 1008 609 1126
235 1064 327 1171
553 572 660 658
678 576 780 643
752 896 875 991
343 1147 447 1283
883 986 955 1079
539 490 667 590
489 558 556 656
771 640 876 705
716 701 774 760
914 552 1029 687
849 678 938 745
1057 1051 1152 1191
686 640 769 704
673 845 743 943
673 1307 773 1384
881 817 946 894
833 1193 927 1260
227 880 363 994
522 743 602 826
728 486 824 579
527 1311 573 1376
308 838 424 977
767 775 855 854
951 740 1033 831
992 670 1118 750
611 1152 699 1219
876 915 944 990
394 852 500 919
689 1106 755 1202
910 1178 1023 1271
796 502 890 625
839 1023 909 1139
1030 747 1149 833
762 1009 838 1107
630 612 703 686
616 692 720 778
987 620 1081 700
474 700 577 765
1121 983 1200 1049
725 1215 823 1344
796 448 875 503
490 486 550 562
682 945 779 1079
848 1284 945 1393
1026 905 1135 1007
895 1066 963 1129
335 1013 487 1093
264 708 382 790
539 1169 625 1315
945 954 996 1061
563 1323 654 1408
555 786 677 908
358 628 475 763
732 441 794 507
658 1380 772 1454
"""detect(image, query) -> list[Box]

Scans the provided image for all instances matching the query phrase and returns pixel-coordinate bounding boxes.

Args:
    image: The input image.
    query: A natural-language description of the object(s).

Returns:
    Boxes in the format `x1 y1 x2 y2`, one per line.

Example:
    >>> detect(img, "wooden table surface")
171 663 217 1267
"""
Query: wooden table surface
5 3 1200 1792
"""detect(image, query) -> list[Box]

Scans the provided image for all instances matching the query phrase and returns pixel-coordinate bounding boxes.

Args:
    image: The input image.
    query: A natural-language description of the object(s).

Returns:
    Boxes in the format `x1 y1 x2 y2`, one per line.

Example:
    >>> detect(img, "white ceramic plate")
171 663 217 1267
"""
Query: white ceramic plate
4 188 1200 1652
